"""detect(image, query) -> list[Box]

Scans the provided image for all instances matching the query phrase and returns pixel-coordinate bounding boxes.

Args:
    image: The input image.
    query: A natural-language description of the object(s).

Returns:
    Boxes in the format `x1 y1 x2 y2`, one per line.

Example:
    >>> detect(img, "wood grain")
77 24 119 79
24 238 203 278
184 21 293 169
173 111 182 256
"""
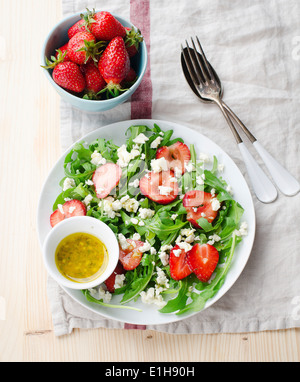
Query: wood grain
0 0 299 362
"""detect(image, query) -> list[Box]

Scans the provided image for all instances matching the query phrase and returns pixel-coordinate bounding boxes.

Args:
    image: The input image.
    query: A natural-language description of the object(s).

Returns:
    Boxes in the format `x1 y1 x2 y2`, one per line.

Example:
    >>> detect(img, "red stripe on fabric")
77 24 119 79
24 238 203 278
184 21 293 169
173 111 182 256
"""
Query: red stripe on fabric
124 323 147 330
130 0 152 119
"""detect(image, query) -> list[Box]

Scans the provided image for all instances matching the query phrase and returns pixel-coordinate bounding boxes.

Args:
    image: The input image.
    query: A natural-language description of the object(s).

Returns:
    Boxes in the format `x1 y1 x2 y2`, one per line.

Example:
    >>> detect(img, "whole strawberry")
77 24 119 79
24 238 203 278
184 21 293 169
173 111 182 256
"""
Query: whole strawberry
68 19 87 39
124 27 143 57
82 60 106 98
67 31 97 65
55 43 71 62
53 61 86 93
98 36 130 96
85 9 126 41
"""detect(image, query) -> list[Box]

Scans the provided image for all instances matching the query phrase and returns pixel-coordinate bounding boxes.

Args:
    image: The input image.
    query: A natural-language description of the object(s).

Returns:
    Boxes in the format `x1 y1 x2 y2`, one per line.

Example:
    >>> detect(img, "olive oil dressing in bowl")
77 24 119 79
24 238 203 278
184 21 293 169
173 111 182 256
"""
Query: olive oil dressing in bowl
42 216 119 290
55 232 109 283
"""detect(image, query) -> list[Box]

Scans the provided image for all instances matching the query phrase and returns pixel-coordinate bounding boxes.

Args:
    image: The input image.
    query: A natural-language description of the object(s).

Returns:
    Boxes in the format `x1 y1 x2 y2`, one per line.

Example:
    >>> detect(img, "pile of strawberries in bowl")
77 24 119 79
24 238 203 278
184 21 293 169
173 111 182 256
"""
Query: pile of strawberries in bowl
42 9 146 111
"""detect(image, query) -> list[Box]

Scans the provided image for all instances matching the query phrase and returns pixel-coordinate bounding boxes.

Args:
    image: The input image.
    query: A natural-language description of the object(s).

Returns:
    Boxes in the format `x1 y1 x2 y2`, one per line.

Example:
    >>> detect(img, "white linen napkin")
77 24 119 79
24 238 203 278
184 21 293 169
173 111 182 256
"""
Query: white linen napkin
46 0 300 336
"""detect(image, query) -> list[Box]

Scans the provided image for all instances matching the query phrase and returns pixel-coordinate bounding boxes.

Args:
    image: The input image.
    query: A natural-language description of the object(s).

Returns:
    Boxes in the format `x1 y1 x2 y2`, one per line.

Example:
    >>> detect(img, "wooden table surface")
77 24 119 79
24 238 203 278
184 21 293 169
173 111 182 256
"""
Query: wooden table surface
0 0 299 362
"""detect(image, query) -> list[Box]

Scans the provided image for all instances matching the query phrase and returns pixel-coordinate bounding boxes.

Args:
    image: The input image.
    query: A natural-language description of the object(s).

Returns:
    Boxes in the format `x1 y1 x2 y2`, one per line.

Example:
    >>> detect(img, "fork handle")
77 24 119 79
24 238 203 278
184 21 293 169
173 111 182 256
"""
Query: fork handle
214 99 277 203
222 102 300 196
238 142 278 203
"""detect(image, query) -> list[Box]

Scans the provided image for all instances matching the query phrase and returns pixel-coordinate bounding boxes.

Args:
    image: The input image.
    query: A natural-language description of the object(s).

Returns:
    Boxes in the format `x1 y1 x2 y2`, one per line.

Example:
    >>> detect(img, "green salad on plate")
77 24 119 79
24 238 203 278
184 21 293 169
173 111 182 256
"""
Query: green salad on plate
49 123 248 315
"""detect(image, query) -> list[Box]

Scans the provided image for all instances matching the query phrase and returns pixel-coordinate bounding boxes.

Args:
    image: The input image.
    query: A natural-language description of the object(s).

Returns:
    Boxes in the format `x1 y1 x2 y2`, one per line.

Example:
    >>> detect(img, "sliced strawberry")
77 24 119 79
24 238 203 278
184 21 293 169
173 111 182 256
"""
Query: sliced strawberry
50 209 64 228
183 190 218 229
119 239 144 271
156 141 191 174
139 170 179 205
50 199 87 227
104 262 125 293
169 245 193 281
92 163 122 199
186 243 219 283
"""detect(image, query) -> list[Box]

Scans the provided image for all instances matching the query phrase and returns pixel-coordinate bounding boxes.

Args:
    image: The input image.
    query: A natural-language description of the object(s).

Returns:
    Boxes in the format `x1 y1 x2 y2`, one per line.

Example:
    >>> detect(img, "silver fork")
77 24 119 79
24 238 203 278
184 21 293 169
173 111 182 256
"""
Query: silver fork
182 37 300 202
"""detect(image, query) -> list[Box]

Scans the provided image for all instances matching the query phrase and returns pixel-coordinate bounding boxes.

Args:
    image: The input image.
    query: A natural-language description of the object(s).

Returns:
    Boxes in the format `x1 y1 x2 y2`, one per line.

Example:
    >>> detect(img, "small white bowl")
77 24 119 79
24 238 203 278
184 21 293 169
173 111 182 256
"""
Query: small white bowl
42 216 119 290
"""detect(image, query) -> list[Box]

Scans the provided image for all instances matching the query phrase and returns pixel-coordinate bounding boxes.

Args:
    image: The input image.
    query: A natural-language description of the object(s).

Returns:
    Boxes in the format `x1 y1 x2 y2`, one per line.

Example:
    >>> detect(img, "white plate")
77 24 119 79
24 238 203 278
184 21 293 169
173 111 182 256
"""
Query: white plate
37 119 256 325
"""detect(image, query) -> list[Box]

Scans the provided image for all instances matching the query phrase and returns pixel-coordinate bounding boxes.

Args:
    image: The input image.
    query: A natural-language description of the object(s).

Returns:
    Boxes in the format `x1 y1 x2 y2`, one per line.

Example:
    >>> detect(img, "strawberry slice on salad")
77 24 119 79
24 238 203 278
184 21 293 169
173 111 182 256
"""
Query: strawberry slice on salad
119 239 144 271
50 199 87 227
186 243 219 283
104 262 126 293
183 190 219 229
139 170 179 204
92 162 122 199
156 141 191 174
169 245 193 281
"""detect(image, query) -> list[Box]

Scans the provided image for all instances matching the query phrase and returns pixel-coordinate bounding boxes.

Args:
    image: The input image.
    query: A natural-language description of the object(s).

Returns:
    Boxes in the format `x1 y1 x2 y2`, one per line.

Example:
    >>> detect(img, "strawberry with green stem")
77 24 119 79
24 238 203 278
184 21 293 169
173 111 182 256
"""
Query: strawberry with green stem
124 27 143 57
42 51 86 93
97 36 130 97
67 31 107 65
82 8 126 41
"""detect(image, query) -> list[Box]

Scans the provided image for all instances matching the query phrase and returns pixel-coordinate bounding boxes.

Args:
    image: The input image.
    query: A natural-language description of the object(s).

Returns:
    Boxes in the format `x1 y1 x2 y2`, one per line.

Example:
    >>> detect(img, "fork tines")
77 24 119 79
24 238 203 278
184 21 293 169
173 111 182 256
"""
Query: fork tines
181 37 212 85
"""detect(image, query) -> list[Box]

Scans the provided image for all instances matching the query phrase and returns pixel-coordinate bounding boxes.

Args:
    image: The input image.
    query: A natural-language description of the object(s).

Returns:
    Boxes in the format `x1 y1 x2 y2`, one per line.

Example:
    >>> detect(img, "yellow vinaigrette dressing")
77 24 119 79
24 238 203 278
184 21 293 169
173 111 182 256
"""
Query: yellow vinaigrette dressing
55 232 108 283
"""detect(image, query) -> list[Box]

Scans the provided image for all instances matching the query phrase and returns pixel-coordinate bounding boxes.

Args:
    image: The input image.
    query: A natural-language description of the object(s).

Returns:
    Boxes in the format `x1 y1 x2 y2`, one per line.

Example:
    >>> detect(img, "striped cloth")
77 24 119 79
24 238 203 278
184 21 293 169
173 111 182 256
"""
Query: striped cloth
47 0 300 336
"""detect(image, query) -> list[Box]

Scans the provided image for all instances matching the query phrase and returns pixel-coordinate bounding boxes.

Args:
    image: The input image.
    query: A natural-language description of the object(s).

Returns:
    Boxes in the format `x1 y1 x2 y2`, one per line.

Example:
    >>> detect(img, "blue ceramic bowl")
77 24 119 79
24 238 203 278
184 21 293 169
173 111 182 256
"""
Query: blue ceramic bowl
41 12 147 112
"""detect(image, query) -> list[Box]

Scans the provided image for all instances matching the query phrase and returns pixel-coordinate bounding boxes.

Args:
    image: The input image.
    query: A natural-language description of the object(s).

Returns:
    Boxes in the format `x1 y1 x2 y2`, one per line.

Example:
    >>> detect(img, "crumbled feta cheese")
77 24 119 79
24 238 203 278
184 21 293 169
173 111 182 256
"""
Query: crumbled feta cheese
57 204 64 214
132 233 141 241
140 241 151 253
177 242 192 252
150 247 157 255
211 188 216 197
140 153 146 160
158 251 169 266
85 179 94 186
129 178 140 188
201 212 206 217
158 185 173 195
111 199 122 211
118 233 129 250
91 151 106 166
207 234 221 245
234 222 248 237
150 157 168 173
211 198 221 211
114 274 125 290
133 133 149 145
69 206 76 214
150 136 163 149
156 267 169 289
120 195 139 213
173 249 182 257
138 208 155 219
140 287 166 308
130 217 138 225
180 228 195 243
171 214 178 220
184 162 194 172
117 144 139 168
88 286 112 303
100 196 116 218
138 221 145 226
62 177 75 191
